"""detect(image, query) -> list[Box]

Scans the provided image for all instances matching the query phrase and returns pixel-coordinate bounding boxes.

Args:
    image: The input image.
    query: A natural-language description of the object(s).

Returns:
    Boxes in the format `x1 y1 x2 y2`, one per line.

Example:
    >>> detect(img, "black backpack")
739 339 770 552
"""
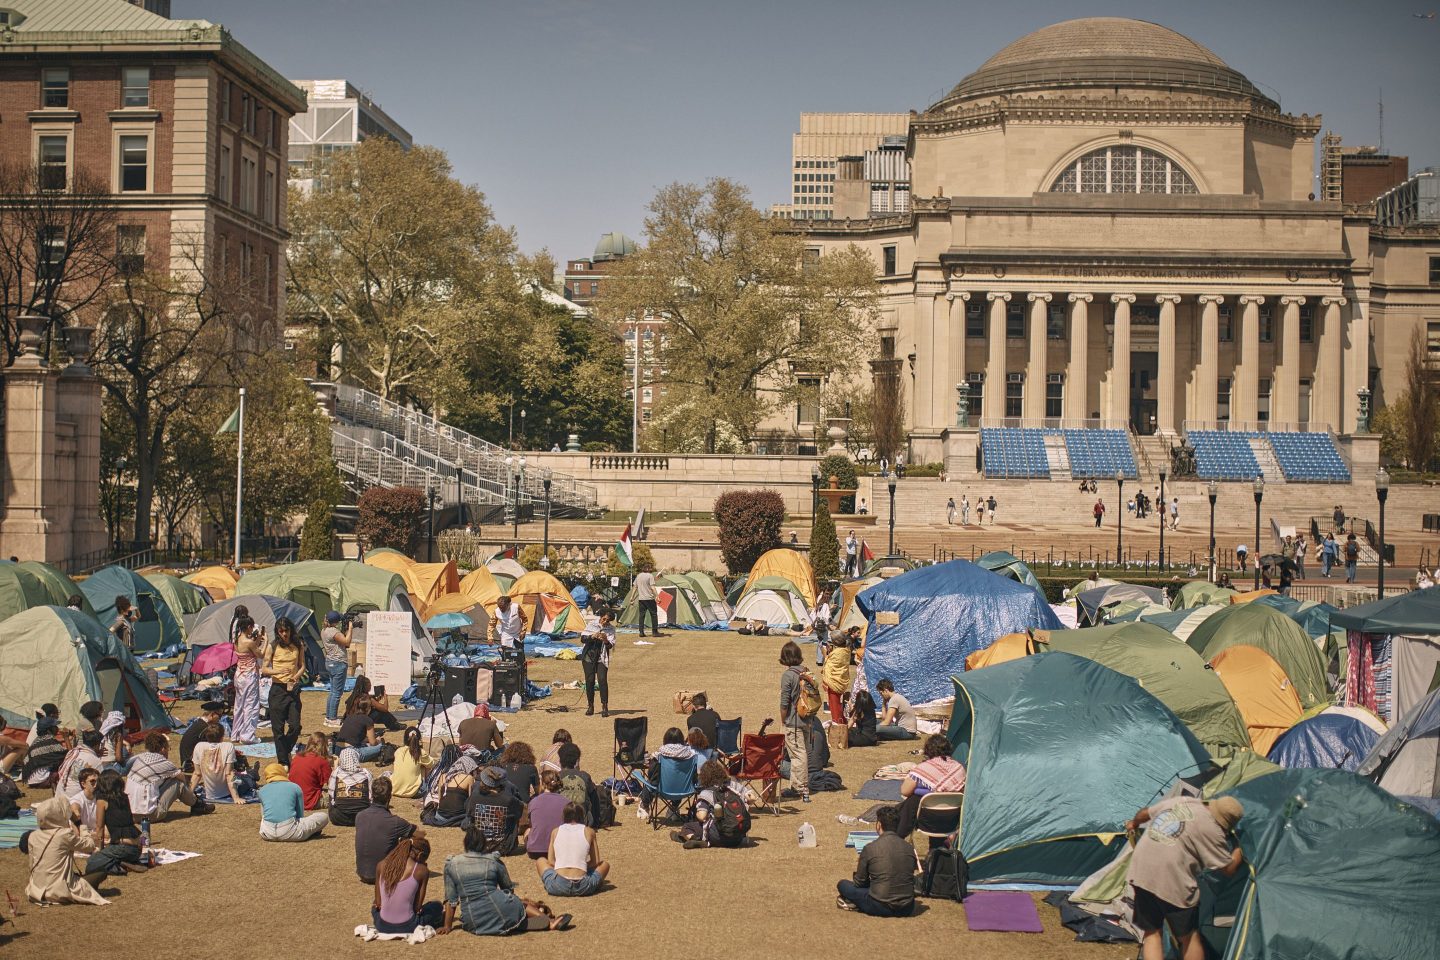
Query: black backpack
915 847 968 902
712 788 751 846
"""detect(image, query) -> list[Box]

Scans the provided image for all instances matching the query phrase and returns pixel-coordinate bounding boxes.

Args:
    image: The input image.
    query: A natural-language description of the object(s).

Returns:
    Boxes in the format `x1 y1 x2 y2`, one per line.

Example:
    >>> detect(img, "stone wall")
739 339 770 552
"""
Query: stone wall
524 451 821 514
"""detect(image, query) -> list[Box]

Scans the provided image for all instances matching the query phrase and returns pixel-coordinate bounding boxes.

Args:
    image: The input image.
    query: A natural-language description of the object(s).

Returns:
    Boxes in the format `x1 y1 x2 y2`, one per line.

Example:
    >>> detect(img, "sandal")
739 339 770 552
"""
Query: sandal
551 914 573 931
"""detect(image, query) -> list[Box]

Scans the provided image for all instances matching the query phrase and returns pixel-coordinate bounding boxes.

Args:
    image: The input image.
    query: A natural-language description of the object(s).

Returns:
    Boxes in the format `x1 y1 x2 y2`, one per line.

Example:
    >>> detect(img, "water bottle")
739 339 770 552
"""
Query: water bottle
139 819 153 866
509 693 521 710
797 821 817 848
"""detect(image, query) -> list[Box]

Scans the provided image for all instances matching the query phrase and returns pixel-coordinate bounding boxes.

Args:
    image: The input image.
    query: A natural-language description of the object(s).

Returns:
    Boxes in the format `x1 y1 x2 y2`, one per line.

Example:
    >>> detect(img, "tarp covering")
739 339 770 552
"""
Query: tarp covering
17 561 94 615
80 565 184 654
1139 604 1225 642
1217 768 1440 960
1075 583 1166 625
975 550 1042 591
860 560 1062 705
142 573 212 638
0 562 51 622
1186 602 1330 710
1229 588 1277 605
235 560 409 617
183 565 239 601
1358 685 1440 801
1268 709 1380 772
181 595 323 683
741 548 816 607
0 605 169 731
1172 580 1237 610
1210 645 1305 755
949 653 1210 885
1329 585 1440 634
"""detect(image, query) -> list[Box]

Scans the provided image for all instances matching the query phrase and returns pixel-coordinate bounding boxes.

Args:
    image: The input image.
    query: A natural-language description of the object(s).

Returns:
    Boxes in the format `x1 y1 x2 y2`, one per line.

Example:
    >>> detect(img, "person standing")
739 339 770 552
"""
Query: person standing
960 494 970 525
110 596 136 652
231 616 263 745
844 531 858 577
1235 544 1248 573
946 497 956 525
1094 499 1106 528
986 494 997 524
1321 533 1338 578
835 805 915 916
878 456 890 478
321 611 353 730
1293 534 1307 580
580 608 615 717
633 566 663 638
490 594 527 651
262 616 306 766
1169 497 1180 531
822 633 853 723
810 589 832 667
1344 533 1360 584
778 641 811 804
1333 504 1346 532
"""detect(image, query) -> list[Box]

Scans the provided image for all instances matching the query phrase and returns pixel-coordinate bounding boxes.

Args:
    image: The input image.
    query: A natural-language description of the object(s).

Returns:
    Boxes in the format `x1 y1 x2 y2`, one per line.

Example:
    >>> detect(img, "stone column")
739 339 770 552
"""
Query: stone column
1196 295 1223 424
0 316 61 561
913 292 937 430
1235 295 1265 423
1025 292 1051 421
946 291 969 406
985 292 1010 422
1110 294 1135 426
1315 296 1346 431
1066 293 1092 420
56 325 107 563
1155 294 1181 435
1348 299 1371 434
1274 295 1305 426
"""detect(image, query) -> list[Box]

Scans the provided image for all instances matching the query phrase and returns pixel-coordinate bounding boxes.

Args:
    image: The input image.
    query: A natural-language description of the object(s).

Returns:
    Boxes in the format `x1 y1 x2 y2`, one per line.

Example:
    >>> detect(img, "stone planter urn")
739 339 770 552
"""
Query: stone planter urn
825 416 851 456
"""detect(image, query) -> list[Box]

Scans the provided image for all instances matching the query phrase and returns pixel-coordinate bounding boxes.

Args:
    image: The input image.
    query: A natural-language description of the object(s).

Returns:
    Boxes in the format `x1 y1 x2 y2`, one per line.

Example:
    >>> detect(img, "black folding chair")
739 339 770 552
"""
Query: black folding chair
715 717 742 756
613 716 648 778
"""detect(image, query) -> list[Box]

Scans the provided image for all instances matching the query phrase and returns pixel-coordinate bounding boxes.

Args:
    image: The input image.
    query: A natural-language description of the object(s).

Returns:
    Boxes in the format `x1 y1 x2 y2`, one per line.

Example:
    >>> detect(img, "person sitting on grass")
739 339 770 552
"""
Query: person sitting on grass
21 718 69 789
356 777 420 884
258 763 329 842
328 747 373 827
836 805 916 917
56 729 105 801
125 731 214 821
69 767 101 832
457 703 504 756
466 766 526 857
347 675 404 733
84 770 147 878
288 732 332 810
670 759 750 850
499 741 539 802
535 801 609 896
389 727 434 799
524 772 569 860
897 733 966 841
178 701 226 773
556 743 602 827
538 729 571 774
371 836 444 934
874 679 918 741
335 695 386 762
427 756 479 827
189 722 253 804
847 690 879 748
438 823 573 936
26 795 106 906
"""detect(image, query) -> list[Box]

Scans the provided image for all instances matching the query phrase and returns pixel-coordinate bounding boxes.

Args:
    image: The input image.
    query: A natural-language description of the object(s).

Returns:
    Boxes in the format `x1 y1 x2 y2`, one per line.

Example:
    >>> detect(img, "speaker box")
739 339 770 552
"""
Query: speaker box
437 665 479 705
489 663 522 705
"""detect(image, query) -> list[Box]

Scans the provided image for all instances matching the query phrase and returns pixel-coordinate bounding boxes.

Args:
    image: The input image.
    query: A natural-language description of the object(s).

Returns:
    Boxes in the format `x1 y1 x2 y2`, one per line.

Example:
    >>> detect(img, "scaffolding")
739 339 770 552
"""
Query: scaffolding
1320 132 1343 202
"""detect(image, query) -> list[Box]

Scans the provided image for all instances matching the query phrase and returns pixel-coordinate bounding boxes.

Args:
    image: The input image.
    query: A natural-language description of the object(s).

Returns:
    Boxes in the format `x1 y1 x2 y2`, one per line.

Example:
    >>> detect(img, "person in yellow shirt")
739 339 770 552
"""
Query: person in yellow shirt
822 630 855 723
262 616 307 766
390 727 434 798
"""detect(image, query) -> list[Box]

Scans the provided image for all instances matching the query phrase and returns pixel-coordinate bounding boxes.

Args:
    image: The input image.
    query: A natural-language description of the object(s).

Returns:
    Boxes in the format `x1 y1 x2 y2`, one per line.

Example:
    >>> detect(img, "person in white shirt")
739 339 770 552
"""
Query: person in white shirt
633 568 664 638
536 801 609 897
811 592 832 667
844 532 858 577
125 731 214 822
490 595 528 650
961 495 970 525
189 722 248 804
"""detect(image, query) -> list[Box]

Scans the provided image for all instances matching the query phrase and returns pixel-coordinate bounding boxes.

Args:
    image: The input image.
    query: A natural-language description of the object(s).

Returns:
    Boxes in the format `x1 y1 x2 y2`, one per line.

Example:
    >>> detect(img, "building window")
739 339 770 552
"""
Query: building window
1258 305 1273 344
641 387 652 403
121 67 150 108
37 135 67 191
116 224 146 276
966 372 984 416
1298 304 1314 343
41 67 69 108
1047 302 1066 340
882 245 896 275
1006 301 1025 339
119 135 148 191
641 408 652 423
1258 377 1272 423
1429 256 1440 285
1004 373 1024 418
218 144 231 203
588 282 597 295
1045 373 1064 419
220 79 232 122
241 156 257 213
965 301 984 339
1217 377 1232 423
263 169 276 222
1048 145 1198 195
796 377 822 426
1218 305 1234 343
36 228 64 279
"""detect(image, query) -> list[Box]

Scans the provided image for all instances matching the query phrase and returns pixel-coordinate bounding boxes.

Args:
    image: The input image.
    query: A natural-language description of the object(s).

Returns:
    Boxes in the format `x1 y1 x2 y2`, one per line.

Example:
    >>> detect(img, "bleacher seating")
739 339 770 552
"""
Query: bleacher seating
1059 429 1138 480
1268 433 1351 482
1189 431 1261 480
980 427 1050 479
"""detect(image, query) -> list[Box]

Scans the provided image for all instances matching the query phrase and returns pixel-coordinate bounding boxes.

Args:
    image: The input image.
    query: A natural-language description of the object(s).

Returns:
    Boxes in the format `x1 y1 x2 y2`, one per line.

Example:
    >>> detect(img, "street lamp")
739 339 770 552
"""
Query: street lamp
1207 480 1219 583
1115 469 1125 567
426 484 436 563
1375 468 1390 599
811 464 822 513
454 463 465 531
542 474 553 565
1252 475 1265 590
887 478 897 556
1158 464 1167 572
512 456 527 541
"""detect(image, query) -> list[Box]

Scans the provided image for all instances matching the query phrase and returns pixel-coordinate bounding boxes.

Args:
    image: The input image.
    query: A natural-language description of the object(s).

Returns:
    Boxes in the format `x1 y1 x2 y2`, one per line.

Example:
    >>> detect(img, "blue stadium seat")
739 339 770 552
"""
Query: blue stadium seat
1057 428 1137 480
1188 431 1261 480
980 427 1050 479
1268 433 1351 482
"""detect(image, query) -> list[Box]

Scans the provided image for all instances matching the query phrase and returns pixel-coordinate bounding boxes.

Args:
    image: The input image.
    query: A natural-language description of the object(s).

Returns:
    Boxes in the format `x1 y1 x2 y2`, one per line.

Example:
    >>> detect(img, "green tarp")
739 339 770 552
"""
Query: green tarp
1186 602 1331 710
1173 580 1237 610
1140 604 1226 642
1329 585 1440 635
80 565 185 654
0 562 51 622
17 561 94 615
949 652 1212 885
975 550 1042 592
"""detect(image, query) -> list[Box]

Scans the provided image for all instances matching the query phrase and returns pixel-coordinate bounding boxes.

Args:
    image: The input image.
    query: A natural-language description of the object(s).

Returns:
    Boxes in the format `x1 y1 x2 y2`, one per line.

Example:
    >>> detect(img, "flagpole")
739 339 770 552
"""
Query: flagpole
233 387 246 568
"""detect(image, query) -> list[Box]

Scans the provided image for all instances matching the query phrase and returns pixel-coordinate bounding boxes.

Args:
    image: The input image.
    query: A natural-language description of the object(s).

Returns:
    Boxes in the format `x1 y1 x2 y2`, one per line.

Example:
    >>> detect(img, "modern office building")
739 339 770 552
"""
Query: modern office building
780 112 909 221
287 78 412 189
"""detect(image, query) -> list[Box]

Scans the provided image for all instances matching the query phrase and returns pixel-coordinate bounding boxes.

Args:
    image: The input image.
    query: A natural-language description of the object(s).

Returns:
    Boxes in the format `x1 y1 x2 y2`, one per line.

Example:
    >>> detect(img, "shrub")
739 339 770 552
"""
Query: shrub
519 544 561 572
713 489 785 575
817 454 858 514
298 496 335 560
606 543 655 577
356 486 426 553
810 501 842 581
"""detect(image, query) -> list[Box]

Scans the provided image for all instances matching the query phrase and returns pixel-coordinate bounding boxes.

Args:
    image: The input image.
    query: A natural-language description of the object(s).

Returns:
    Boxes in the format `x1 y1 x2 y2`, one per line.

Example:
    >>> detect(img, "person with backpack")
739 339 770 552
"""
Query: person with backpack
556 742 609 829
671 759 750 849
1344 533 1360 583
836 805 915 916
779 641 816 803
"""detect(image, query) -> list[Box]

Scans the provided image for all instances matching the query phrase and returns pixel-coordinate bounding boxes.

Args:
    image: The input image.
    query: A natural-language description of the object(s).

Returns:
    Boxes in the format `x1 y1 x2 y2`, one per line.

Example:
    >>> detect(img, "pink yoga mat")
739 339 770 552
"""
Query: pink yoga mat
963 891 1044 933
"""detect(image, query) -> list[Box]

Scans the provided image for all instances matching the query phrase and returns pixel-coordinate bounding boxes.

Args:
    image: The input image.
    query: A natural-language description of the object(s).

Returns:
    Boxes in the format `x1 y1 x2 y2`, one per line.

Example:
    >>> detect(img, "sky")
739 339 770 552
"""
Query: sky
184 0 1440 260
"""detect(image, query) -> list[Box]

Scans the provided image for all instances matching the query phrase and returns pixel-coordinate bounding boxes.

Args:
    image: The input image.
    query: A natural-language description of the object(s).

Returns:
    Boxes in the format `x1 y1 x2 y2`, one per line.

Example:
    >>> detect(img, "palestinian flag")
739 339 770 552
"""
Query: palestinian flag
616 523 634 567
488 545 517 563
861 540 875 563
535 594 576 634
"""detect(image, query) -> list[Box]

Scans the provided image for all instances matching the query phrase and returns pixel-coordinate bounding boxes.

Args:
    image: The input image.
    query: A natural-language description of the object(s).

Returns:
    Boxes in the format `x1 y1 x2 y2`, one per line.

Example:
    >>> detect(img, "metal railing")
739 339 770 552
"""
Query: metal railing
1182 420 1335 435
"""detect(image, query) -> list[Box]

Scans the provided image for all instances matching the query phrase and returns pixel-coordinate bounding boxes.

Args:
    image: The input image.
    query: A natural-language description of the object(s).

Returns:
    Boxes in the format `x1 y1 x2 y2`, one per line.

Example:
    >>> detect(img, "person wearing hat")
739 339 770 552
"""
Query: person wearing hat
354 776 420 884
257 763 328 842
457 704 503 755
97 710 130 771
321 610 354 729
25 703 61 745
1124 796 1245 960
465 765 526 857
178 701 227 774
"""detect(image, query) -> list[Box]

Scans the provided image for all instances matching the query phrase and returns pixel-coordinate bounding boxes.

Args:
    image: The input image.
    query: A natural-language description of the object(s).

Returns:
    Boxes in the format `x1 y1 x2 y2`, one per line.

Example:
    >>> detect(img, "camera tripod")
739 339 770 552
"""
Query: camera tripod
417 655 458 753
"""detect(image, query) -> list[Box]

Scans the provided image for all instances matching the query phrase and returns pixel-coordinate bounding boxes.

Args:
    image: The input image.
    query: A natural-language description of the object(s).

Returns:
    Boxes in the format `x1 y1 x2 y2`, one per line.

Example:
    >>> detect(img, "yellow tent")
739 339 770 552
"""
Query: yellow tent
509 570 585 633
965 630 1046 671
1229 588 1278 605
458 567 503 611
836 576 882 639
741 548 817 608
364 549 415 579
405 560 460 613
424 591 491 637
1210 644 1304 754
183 566 239 601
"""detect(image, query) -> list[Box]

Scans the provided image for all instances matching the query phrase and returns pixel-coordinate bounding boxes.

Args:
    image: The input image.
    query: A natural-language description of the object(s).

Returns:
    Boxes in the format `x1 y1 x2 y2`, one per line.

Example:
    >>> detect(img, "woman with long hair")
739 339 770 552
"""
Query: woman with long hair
371 836 444 934
83 770 146 880
262 616 306 765
498 741 538 802
327 747 373 827
347 674 403 732
437 824 572 936
390 727 433 799
288 731 332 810
538 729 571 774
231 615 263 744
847 689 879 748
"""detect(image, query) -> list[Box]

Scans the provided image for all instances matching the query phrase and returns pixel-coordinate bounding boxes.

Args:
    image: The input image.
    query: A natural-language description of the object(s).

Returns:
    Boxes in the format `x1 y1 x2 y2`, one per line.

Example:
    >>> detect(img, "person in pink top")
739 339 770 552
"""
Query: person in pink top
230 615 264 744
371 836 443 934
897 734 966 842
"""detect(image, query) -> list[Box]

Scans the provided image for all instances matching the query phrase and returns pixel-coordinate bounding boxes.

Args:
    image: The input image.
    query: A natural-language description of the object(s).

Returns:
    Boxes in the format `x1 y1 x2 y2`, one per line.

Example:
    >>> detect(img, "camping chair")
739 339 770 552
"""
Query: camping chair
714 717 742 756
914 792 964 846
631 754 697 829
613 716 648 779
734 728 786 815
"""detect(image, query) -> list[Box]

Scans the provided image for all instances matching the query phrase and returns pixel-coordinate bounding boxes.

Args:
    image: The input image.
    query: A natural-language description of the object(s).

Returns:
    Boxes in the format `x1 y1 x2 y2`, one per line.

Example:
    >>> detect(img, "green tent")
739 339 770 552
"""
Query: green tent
142 572 213 638
1173 580 1237 610
619 576 706 628
0 562 51 622
733 575 810 627
975 550 1043 592
236 560 410 619
680 570 732 621
0 605 170 731
1215 768 1440 960
1140 604 1226 642
79 565 185 654
1329 585 1440 635
1046 622 1252 754
17 561 95 615
1187 602 1330 709
949 652 1212 884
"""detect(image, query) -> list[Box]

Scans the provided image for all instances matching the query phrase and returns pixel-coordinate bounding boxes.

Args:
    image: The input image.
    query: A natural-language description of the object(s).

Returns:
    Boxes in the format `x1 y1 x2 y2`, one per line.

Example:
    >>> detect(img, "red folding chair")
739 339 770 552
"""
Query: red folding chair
732 719 785 815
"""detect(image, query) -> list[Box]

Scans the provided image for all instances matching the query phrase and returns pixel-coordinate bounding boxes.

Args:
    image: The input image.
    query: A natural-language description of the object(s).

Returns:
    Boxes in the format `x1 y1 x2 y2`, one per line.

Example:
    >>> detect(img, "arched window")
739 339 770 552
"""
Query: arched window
1049 145 1198 195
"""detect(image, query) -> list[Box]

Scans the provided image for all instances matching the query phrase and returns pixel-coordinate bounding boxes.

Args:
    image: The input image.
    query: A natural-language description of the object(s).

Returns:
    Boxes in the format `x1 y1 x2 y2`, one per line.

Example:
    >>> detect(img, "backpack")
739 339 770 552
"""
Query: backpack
915 846 968 902
559 771 591 812
794 670 822 720
712 787 751 846
1345 540 1359 561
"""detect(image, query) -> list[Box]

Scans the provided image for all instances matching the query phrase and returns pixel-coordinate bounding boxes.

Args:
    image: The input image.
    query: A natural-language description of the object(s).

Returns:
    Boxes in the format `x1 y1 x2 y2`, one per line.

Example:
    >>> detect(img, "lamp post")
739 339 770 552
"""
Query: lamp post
1158 465 1167 572
542 474 553 565
426 484 436 563
1375 468 1390 599
887 478 897 556
1207 480 1219 583
1115 469 1125 567
513 456 526 541
454 463 465 531
1252 475 1265 590
811 464 822 513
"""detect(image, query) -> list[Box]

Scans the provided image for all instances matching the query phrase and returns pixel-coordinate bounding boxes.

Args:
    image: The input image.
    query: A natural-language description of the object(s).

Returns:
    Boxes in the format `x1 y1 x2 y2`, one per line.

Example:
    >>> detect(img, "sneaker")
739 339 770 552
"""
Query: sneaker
836 896 858 912
801 794 812 804
323 719 342 728
190 802 216 816
683 839 707 850
669 830 685 843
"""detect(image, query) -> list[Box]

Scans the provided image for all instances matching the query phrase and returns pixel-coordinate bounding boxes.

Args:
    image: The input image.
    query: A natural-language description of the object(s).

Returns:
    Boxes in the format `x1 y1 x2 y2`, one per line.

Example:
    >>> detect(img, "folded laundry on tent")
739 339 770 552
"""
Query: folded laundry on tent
963 891 1044 933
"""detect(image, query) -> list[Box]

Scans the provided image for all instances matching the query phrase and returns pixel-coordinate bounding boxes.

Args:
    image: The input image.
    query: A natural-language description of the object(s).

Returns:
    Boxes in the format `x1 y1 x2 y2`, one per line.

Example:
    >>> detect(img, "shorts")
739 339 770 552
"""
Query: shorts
1132 886 1198 938
541 868 602 897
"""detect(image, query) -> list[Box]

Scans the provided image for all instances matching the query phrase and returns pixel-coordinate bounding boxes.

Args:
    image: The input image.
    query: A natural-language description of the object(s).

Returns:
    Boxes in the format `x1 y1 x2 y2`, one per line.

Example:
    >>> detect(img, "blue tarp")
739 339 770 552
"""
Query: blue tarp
1268 712 1379 771
856 559 1064 705
570 585 590 609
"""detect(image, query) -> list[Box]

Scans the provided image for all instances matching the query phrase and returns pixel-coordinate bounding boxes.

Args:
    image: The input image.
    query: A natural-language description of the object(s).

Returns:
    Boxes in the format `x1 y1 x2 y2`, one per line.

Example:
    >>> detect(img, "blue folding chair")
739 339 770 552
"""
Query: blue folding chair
714 717 742 756
631 754 698 829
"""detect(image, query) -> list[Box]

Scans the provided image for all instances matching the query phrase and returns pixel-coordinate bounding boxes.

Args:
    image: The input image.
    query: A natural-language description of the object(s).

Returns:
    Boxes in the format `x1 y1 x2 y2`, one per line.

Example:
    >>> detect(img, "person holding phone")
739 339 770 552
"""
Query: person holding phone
231 616 264 745
110 596 138 651
321 611 353 729
579 608 615 717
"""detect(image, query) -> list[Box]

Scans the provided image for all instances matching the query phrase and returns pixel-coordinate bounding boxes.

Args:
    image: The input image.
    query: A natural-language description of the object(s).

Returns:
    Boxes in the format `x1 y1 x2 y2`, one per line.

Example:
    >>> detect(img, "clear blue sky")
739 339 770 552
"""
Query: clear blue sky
183 0 1440 259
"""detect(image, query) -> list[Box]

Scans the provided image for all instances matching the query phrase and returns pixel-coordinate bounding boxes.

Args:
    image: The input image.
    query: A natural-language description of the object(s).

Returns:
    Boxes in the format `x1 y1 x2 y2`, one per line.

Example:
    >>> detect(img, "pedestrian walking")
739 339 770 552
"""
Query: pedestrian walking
1094 499 1106 528
960 495 970 525
987 494 996 524
1344 534 1360 583
810 590 832 667
1293 534 1307 580
844 531 858 577
946 497 956 525
1169 497 1179 530
976 499 985 525
1321 533 1338 578
1236 544 1248 572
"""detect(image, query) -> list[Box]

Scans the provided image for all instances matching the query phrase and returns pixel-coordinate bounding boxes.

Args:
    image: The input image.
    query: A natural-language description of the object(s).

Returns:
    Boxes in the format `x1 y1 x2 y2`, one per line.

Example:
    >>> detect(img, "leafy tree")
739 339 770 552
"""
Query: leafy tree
817 454 859 514
519 544 560 572
597 178 879 452
356 487 426 553
605 543 655 577
1397 328 1439 472
299 461 345 561
713 489 786 575
810 501 842 581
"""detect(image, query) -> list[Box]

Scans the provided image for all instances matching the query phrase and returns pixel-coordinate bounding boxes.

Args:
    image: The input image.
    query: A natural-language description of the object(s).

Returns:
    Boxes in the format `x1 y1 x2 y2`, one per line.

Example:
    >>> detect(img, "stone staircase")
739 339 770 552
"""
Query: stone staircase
1043 433 1071 479
1249 437 1283 483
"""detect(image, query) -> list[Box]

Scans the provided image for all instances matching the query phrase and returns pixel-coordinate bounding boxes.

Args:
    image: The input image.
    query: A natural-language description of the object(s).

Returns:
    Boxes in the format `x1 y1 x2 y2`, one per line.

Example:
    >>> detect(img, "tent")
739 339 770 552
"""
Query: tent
835 576 883 639
508 570 584 635
741 548 816 607
1251 593 1337 641
1172 580 1236 610
1216 768 1440 960
80 565 185 654
620 576 706 628
1229 588 1278 604
458 567 503 611
858 560 1063 705
17 561 94 615
1139 604 1226 643
1045 622 1252 754
0 562 51 622
486 557 527 580
1075 583 1166 626
363 548 415 578
1104 598 1171 622
423 592 490 640
1331 586 1440 725
975 550 1042 592
1358 685 1440 805
964 630 1043 671
861 554 916 578
181 595 324 683
404 560 461 614
0 605 169 732
678 571 731 622
1268 708 1381 772
183 565 239 601
949 652 1210 884
1210 645 1305 755
142 572 212 637
732 575 810 628
1186 602 1330 710
1064 576 1119 600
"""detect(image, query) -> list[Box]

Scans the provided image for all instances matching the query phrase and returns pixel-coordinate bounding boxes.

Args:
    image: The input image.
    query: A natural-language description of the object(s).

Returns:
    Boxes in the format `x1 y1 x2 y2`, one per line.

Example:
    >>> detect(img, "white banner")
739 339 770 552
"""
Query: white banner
364 611 412 695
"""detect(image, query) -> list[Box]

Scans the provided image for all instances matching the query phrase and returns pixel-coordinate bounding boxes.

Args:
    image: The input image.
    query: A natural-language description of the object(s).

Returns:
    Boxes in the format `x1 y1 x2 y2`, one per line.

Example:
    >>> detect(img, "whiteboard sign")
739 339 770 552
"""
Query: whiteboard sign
365 611 413 692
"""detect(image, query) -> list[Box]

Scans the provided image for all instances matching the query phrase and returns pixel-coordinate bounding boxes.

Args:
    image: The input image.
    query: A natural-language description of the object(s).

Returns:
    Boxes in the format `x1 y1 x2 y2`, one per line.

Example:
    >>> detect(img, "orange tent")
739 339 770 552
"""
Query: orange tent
1229 588 1278 605
1210 644 1304 754
364 549 415 578
404 560 460 613
509 570 584 634
183 566 239 601
458 567 503 611
965 630 1046 671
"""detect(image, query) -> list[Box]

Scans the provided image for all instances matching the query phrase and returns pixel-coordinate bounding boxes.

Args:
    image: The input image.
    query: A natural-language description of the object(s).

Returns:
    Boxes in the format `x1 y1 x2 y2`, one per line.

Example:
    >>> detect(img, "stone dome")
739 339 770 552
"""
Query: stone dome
936 18 1271 109
593 232 637 262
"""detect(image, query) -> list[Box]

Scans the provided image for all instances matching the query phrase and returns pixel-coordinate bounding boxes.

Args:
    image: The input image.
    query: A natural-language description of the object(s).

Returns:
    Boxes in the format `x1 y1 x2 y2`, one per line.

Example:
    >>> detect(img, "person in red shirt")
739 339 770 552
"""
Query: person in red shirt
288 732 332 810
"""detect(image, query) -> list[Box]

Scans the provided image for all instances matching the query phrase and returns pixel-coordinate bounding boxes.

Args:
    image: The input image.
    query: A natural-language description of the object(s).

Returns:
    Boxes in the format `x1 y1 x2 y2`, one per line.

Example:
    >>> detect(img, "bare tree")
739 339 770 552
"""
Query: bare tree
1400 326 1439 471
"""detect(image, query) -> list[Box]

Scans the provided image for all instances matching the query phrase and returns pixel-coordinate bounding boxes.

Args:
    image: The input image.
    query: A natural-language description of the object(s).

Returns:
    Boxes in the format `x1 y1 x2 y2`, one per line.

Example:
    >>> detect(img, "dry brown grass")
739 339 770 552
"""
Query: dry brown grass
0 630 1128 960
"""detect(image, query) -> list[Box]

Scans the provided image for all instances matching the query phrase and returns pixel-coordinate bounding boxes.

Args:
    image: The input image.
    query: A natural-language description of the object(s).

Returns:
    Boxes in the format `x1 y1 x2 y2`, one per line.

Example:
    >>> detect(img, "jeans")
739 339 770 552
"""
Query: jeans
337 742 384 762
325 660 348 721
541 868 603 897
372 902 444 934
1322 555 1334 577
637 599 660 635
260 811 328 841
875 725 916 741
268 684 302 766
581 658 608 711
784 725 809 796
1346 560 1357 583
815 633 828 666
837 879 913 917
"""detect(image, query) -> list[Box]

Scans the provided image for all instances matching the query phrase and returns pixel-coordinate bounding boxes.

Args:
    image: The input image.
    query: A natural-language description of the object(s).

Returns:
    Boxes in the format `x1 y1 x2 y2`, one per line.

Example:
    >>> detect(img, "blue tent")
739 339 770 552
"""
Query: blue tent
80 565 185 654
857 559 1063 705
1251 593 1338 640
1267 710 1380 771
